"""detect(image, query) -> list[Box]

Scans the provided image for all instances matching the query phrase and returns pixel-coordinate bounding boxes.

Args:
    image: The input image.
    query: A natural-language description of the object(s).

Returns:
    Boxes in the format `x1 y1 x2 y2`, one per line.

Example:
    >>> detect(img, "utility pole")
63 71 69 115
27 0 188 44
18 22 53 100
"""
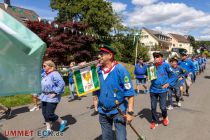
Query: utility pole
134 33 140 65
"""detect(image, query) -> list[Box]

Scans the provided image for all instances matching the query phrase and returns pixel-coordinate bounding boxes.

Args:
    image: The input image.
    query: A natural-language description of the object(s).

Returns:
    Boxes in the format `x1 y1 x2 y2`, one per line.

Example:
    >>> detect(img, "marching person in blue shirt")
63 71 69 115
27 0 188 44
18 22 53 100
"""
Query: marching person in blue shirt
167 57 188 110
202 53 207 71
203 54 207 69
198 55 204 74
94 44 135 140
149 52 176 129
191 55 199 82
39 60 67 135
68 61 77 102
134 58 148 94
178 51 195 96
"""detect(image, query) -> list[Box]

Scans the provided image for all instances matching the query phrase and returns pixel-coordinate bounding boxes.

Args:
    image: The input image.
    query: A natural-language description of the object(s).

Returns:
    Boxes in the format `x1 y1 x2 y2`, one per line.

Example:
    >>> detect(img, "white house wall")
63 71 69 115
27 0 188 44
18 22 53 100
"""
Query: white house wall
178 43 193 54
140 29 159 48
168 35 193 54
169 36 178 51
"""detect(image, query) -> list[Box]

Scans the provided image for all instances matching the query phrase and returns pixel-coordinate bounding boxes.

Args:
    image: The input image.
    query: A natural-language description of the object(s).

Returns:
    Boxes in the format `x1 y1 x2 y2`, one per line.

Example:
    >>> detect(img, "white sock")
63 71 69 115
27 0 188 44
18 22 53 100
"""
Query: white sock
47 128 51 131
46 122 51 130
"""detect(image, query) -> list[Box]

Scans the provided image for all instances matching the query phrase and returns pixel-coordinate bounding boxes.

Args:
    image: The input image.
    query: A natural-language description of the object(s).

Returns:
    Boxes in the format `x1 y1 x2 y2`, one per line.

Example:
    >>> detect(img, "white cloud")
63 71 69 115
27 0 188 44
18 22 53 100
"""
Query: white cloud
196 35 210 41
125 2 210 36
153 26 186 35
201 27 210 35
132 0 159 6
112 2 127 13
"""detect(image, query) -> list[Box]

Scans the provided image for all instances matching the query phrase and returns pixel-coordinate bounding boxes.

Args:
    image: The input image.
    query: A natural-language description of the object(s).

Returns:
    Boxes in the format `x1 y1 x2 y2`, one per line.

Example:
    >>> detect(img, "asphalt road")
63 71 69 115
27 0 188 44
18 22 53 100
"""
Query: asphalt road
1 61 210 140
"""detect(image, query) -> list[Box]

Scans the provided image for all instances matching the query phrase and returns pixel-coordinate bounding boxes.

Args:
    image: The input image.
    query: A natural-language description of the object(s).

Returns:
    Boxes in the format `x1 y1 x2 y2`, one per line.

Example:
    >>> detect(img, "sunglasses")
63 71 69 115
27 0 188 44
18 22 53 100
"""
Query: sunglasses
98 51 109 55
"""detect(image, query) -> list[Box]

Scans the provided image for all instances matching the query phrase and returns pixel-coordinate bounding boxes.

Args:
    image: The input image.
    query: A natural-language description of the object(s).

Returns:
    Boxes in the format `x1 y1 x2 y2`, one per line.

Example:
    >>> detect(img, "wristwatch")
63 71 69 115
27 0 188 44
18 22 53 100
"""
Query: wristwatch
127 111 134 116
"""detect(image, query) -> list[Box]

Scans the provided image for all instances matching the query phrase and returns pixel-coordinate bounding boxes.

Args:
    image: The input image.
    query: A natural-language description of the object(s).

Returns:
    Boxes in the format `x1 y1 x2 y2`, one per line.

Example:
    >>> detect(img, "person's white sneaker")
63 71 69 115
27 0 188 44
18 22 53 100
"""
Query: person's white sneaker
35 107 39 111
30 106 39 112
177 102 181 107
166 105 173 110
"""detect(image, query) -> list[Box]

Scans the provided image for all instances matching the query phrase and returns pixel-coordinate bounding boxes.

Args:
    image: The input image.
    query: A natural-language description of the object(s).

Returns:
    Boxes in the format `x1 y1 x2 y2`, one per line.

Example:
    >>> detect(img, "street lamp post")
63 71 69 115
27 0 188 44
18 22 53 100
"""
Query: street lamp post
134 33 140 65
149 41 152 52
148 41 153 61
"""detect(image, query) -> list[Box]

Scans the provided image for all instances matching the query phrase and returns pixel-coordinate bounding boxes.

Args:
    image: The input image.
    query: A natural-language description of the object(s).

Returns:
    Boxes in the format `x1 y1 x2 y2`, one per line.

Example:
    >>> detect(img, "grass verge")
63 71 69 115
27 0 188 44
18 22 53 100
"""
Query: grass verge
0 63 134 108
0 87 70 108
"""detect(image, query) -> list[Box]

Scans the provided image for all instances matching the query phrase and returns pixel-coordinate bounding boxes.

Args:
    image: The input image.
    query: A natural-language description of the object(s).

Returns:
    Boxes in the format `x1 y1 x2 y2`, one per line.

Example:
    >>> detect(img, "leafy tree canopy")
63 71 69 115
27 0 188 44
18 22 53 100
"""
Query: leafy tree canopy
50 0 119 35
26 21 97 65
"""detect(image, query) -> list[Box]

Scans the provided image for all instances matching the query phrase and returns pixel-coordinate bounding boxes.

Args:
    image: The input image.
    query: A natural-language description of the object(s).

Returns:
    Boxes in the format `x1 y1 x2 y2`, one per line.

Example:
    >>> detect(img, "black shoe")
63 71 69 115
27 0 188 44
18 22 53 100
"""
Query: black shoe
91 111 98 116
180 97 184 101
184 93 189 96
4 108 12 119
90 105 94 109
68 99 75 102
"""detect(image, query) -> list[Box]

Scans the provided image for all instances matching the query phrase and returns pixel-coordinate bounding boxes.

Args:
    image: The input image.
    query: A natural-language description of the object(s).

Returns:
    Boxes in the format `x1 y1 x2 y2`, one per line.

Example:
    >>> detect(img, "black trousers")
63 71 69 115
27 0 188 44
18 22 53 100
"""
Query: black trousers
42 102 58 122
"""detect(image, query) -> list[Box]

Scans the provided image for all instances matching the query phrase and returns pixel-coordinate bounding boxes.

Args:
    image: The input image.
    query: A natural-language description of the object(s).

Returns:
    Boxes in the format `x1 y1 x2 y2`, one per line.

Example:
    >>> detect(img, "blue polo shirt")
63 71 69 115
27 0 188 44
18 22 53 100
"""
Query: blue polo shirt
198 58 203 65
178 59 195 74
134 63 147 79
193 60 199 72
68 70 74 84
203 57 207 64
170 66 187 87
150 62 176 93
96 63 135 115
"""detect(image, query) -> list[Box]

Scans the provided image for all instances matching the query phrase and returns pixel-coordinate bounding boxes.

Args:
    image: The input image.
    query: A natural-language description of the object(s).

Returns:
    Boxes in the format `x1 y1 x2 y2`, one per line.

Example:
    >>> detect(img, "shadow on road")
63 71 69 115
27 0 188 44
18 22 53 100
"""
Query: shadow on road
136 108 162 124
51 114 77 132
0 106 29 120
94 135 102 140
11 106 29 115
204 76 210 79
135 89 146 94
0 133 8 140
94 130 116 140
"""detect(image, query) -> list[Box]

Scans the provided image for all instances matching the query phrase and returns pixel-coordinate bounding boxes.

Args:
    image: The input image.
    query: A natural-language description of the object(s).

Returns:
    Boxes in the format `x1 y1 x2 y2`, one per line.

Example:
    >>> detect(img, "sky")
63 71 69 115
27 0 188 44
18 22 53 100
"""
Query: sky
1 0 210 41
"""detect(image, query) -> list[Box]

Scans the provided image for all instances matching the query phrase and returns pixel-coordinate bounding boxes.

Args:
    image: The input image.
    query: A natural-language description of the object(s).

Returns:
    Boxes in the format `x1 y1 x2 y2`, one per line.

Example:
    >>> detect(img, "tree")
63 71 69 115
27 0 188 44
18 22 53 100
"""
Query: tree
26 21 97 65
136 44 150 62
111 35 135 63
50 0 119 35
188 35 197 52
112 14 126 35
110 34 149 64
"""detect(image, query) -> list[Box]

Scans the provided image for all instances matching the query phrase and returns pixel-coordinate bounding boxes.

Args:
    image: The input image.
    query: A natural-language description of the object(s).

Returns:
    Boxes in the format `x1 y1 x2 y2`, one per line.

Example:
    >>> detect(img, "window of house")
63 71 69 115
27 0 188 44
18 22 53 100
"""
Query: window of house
20 17 29 22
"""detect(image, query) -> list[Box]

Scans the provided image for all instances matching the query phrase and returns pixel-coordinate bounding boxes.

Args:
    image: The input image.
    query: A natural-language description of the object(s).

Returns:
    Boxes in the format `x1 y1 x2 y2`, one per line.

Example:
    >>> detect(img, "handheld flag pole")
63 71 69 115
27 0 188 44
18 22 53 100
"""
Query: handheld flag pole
115 100 146 140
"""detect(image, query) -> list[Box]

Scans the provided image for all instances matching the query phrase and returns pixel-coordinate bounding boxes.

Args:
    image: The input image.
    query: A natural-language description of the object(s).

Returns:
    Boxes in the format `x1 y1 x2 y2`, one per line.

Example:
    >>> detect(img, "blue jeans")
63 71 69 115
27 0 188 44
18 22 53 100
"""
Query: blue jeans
150 92 167 122
168 86 180 106
136 78 146 85
69 83 75 99
99 113 127 140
